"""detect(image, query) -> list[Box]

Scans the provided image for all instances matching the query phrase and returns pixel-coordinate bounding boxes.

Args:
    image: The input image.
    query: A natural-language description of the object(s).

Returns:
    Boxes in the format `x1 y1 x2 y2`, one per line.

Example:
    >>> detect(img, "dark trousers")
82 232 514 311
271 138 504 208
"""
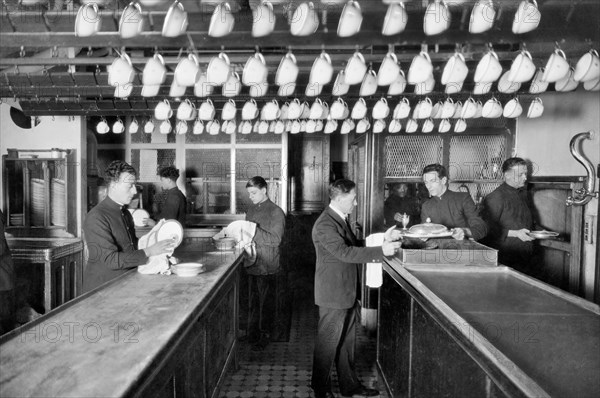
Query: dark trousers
247 273 277 342
311 304 361 395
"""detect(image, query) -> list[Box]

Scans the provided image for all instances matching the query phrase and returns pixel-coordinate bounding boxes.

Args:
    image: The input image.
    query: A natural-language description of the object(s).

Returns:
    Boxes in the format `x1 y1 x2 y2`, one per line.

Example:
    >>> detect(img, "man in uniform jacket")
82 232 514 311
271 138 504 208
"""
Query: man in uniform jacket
311 179 401 398
83 161 175 292
421 163 488 241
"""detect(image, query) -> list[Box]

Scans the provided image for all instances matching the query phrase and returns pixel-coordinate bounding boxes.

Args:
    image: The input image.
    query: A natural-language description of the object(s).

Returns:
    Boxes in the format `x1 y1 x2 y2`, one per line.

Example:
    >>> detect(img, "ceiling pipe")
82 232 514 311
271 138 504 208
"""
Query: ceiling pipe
566 131 599 206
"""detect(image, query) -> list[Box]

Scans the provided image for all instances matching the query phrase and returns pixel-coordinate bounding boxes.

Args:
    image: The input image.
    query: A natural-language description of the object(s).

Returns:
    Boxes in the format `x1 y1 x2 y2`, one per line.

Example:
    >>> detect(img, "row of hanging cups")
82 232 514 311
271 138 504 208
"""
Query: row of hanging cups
75 0 545 39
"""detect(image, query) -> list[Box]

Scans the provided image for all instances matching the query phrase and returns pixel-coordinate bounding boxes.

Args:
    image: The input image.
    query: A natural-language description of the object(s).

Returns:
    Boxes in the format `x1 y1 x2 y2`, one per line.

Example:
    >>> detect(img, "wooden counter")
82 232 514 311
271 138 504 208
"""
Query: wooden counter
378 258 600 398
0 246 243 398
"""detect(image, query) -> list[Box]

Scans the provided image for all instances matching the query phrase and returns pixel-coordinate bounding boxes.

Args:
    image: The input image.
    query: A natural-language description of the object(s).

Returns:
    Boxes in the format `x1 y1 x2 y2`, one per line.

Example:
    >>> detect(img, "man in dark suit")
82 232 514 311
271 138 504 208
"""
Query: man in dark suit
311 179 401 398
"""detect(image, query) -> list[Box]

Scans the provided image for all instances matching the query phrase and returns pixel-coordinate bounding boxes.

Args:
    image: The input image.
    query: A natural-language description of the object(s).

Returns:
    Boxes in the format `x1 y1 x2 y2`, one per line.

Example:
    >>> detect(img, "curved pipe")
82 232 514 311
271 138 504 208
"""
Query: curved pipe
566 131 598 206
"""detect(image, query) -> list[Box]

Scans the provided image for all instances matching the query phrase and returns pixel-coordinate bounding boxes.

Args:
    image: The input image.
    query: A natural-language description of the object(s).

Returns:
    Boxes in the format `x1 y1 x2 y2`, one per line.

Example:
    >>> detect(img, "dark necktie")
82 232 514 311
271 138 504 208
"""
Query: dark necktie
121 206 136 246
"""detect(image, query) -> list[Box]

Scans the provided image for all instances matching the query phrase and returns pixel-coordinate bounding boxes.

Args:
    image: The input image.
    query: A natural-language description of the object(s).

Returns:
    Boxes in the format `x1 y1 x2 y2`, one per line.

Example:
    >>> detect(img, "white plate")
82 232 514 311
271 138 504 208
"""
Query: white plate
157 219 184 247
129 208 150 227
402 230 454 239
172 262 204 277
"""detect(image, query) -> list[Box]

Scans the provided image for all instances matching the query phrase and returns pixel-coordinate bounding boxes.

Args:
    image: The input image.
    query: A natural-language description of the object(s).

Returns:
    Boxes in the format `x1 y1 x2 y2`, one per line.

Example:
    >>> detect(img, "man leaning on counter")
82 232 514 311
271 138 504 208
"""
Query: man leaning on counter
421 163 487 241
82 161 175 292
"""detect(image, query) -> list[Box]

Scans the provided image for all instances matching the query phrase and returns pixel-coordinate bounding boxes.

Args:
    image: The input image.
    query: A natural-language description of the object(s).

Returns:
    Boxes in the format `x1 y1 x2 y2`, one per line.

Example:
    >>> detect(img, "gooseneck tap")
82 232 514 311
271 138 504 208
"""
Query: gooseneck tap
566 131 599 206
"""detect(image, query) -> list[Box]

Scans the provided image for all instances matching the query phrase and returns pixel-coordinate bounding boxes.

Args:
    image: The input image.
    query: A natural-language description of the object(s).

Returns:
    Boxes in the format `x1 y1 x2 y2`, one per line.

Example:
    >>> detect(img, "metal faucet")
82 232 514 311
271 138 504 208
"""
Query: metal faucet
566 131 599 206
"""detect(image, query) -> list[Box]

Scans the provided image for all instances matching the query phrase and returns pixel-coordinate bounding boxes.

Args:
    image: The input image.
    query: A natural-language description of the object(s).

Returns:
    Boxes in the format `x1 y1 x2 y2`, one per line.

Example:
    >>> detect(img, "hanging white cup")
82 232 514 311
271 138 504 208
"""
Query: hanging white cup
408 51 433 84
351 98 367 120
438 118 451 133
442 52 469 85
414 74 435 95
310 51 334 86
162 0 188 37
359 70 378 96
405 118 418 133
222 99 237 120
176 120 188 135
555 68 578 92
290 1 319 36
474 50 502 83
422 118 434 133
388 119 402 133
252 0 276 38
345 51 367 85
276 52 299 86
469 0 496 34
143 53 167 86
377 52 400 86
454 118 467 133
194 73 215 97
177 99 196 121
222 72 241 97
330 98 348 120
482 97 503 118
574 49 600 82
198 99 216 121
159 119 172 134
508 50 536 83
393 97 411 119
498 71 521 94
337 0 363 38
388 70 407 95
424 0 451 36
208 2 235 38
512 0 541 34
527 97 544 118
372 98 390 119
242 99 259 120
382 2 407 36
243 52 268 86
119 2 144 39
261 100 280 121
503 98 523 118
440 97 455 119
112 117 125 134
75 3 102 37
207 52 231 86
333 70 350 96
309 99 324 120
542 49 570 83
155 99 173 120
174 53 200 87
108 53 134 87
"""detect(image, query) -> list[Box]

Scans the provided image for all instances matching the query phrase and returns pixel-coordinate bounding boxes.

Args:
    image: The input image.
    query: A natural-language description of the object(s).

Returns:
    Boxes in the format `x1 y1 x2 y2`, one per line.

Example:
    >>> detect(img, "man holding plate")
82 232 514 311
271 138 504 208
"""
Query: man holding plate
420 164 487 241
482 157 536 269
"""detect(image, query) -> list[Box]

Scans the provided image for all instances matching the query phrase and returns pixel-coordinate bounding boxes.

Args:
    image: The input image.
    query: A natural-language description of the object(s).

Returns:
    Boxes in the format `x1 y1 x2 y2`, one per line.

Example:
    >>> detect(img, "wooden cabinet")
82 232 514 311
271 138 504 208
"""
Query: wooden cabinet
289 134 330 213
2 149 77 237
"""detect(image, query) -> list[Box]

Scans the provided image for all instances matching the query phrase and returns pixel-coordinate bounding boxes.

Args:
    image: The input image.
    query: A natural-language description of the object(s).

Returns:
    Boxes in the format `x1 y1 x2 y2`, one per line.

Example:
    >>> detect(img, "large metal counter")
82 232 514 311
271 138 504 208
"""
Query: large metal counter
379 257 600 398
0 245 243 398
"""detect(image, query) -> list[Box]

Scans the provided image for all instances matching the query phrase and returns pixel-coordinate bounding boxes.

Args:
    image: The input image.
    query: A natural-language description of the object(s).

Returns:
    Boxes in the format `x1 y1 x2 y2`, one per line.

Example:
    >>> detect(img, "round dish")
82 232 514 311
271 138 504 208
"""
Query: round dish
407 218 449 236
213 237 236 251
402 230 453 239
528 230 559 239
129 208 150 227
156 220 184 247
171 262 204 277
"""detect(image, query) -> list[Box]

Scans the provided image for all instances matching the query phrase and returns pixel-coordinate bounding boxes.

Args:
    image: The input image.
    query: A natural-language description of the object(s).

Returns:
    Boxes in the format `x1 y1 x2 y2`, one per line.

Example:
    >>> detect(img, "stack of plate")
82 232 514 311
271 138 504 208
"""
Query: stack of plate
9 213 24 226
51 178 66 227
30 178 45 226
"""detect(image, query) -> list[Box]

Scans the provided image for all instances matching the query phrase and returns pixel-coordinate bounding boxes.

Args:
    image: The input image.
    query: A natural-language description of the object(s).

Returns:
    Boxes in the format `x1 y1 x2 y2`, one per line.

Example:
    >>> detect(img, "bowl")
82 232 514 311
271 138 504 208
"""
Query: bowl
213 237 236 250
171 262 204 277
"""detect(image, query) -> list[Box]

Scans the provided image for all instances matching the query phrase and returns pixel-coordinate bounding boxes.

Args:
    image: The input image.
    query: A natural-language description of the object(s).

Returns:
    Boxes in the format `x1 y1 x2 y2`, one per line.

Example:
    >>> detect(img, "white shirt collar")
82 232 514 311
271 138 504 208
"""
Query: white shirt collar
329 204 347 222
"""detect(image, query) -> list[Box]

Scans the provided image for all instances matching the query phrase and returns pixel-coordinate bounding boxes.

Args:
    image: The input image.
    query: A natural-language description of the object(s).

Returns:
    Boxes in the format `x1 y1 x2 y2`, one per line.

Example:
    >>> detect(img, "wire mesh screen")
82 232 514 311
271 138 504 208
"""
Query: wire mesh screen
235 149 282 181
385 136 443 177
185 149 231 214
478 182 503 199
449 182 479 204
449 135 507 180
237 132 282 144
130 149 177 182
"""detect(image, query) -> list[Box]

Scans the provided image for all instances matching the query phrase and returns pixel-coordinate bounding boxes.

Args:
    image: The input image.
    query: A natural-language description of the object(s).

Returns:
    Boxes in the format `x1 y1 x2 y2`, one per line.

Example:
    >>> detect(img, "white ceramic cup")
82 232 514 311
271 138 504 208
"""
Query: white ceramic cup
452 101 463 118
207 52 231 86
119 2 144 39
175 53 200 87
249 81 269 97
193 120 204 135
482 97 503 118
583 78 600 91
555 67 578 92
330 98 348 120
194 73 215 97
351 98 367 120
382 1 408 36
287 98 302 119
414 74 435 95
305 82 323 97
438 118 451 133
333 71 350 96
441 52 469 85
242 99 259 120
359 70 378 96
155 99 173 120
473 81 492 95
310 52 334 85
388 119 402 133
177 99 196 120
309 99 324 120
341 119 355 135
276 52 299 86
300 101 311 119
75 3 102 37
222 72 241 97
208 120 220 135
527 97 544 118
290 1 319 36
528 68 548 94
422 118 434 133
112 117 124 134
226 120 237 135
159 119 172 134
252 0 276 38
257 120 269 134
377 52 400 86
503 97 523 118
445 80 464 94
574 49 600 82
209 2 235 38
144 119 155 133
424 0 451 36
345 51 367 85
512 0 541 34
274 120 285 134
243 52 268 86
373 119 386 134
388 70 407 95
176 120 188 135
405 118 418 133
261 100 280 120
238 120 250 135
408 51 433 84
461 97 479 119
414 97 433 119
356 118 371 133
143 53 167 86
542 49 569 83
290 119 302 134
129 117 139 134
474 50 502 83
372 98 390 119
508 50 536 83
278 83 296 97
198 99 215 121
222 99 237 120
114 83 133 99
324 119 338 134
454 118 467 133
469 0 496 34
498 71 521 94
393 97 411 119
108 53 134 87
169 79 186 97
440 97 455 119
338 0 363 38
162 0 188 38
431 101 442 119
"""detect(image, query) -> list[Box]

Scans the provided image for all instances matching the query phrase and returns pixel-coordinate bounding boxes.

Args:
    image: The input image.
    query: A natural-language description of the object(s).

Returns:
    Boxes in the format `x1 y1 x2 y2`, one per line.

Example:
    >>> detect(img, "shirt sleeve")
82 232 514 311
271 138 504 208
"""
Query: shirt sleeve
252 206 285 247
461 194 488 241
483 193 508 242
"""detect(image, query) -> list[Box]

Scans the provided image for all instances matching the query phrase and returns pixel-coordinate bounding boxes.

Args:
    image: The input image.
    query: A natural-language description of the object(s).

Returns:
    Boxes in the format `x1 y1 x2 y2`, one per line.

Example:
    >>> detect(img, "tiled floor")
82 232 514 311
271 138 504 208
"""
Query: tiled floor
217 282 389 398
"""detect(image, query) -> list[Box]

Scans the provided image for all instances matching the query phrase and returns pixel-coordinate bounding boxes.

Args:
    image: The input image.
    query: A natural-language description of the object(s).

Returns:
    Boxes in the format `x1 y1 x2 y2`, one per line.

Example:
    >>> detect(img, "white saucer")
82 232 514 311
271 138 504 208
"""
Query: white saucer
157 219 184 247
129 208 150 227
